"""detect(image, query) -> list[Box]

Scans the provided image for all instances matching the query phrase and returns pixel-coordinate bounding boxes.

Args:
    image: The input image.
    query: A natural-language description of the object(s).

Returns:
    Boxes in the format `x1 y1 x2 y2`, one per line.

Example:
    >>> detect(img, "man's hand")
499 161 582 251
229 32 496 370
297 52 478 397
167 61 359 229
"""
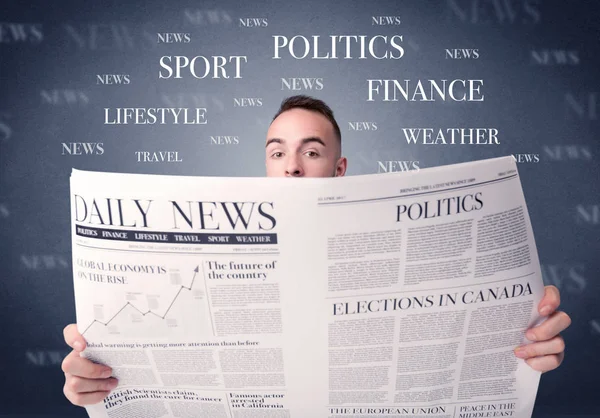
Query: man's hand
62 324 119 406
514 285 571 372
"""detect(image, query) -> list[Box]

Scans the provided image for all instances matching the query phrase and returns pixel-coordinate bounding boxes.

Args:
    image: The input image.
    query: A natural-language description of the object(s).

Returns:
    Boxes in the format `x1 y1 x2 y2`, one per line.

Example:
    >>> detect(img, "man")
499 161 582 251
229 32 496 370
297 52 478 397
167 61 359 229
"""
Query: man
62 95 571 406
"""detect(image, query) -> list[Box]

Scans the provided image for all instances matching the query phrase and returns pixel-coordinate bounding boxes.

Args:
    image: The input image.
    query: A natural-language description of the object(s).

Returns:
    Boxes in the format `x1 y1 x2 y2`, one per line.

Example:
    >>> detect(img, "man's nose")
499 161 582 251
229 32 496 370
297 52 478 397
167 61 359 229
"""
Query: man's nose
285 155 304 177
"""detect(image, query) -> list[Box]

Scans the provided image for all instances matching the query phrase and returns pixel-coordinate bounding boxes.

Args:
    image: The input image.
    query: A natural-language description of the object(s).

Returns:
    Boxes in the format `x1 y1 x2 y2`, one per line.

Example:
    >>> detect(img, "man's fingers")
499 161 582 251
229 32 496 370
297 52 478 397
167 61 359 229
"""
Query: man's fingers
538 285 560 316
61 350 112 379
63 323 86 352
64 373 118 394
62 323 116 407
63 385 112 407
526 311 571 341
525 352 565 373
514 335 565 359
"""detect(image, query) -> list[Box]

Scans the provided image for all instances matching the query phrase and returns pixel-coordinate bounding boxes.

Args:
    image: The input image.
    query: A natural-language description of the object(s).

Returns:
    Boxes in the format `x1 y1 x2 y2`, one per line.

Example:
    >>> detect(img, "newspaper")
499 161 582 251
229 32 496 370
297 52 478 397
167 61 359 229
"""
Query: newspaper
70 156 543 418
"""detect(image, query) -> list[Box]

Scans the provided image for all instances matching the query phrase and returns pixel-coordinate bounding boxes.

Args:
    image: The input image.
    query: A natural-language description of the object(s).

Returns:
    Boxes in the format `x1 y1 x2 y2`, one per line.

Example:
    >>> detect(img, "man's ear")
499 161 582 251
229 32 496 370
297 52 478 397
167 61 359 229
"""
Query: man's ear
335 157 347 177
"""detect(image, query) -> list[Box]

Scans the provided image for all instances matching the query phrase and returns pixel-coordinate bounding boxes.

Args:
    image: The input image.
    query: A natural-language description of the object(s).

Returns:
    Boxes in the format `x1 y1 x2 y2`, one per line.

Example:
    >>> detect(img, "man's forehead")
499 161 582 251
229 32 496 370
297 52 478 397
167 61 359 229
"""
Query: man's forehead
266 108 335 145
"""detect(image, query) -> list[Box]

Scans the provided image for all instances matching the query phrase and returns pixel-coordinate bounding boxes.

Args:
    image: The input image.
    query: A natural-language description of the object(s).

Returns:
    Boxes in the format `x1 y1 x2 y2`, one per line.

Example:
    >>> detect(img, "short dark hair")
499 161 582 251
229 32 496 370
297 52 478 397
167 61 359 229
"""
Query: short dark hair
272 95 342 143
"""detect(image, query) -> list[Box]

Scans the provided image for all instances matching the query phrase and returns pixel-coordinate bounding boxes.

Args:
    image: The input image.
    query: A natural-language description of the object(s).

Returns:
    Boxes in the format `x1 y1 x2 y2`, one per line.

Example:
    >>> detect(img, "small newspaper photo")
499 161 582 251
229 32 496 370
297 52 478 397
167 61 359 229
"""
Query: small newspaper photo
70 156 544 418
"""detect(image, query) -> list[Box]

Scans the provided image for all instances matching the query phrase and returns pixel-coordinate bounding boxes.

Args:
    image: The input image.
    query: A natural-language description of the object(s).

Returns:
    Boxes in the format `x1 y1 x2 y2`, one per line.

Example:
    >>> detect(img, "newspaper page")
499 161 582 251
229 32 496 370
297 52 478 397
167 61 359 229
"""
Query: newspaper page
70 156 543 418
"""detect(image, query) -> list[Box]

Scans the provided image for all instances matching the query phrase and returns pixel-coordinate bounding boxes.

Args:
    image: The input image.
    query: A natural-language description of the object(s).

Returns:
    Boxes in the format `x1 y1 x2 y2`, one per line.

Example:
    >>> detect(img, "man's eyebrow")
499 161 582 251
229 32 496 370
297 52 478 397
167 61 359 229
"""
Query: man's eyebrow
265 138 283 148
265 137 326 148
301 137 326 147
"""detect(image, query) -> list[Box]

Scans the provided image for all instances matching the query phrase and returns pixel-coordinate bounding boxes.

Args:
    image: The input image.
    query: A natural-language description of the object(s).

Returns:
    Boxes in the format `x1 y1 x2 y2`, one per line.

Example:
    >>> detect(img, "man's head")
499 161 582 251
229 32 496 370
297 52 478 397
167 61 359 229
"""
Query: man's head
265 95 347 177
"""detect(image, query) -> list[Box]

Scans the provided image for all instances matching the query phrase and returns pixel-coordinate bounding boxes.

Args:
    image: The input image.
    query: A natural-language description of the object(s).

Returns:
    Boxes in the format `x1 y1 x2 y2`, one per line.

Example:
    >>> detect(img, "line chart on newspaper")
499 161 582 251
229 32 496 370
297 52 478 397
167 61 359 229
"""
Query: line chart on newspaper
70 156 544 418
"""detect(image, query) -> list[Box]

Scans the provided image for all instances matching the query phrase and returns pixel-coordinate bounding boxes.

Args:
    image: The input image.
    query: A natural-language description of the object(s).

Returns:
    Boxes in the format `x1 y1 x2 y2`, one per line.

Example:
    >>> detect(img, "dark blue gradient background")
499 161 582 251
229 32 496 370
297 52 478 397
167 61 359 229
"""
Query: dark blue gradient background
0 1 598 417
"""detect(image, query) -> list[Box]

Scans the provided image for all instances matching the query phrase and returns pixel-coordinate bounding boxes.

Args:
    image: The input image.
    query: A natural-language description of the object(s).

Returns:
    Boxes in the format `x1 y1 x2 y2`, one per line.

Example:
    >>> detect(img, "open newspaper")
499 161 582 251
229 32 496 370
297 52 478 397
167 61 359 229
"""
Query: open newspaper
70 156 543 418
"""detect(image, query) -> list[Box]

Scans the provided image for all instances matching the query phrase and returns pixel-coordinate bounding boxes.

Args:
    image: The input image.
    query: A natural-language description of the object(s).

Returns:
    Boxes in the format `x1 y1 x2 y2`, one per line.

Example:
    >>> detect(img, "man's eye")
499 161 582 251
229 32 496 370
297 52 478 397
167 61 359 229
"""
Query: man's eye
272 152 283 158
305 151 319 157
